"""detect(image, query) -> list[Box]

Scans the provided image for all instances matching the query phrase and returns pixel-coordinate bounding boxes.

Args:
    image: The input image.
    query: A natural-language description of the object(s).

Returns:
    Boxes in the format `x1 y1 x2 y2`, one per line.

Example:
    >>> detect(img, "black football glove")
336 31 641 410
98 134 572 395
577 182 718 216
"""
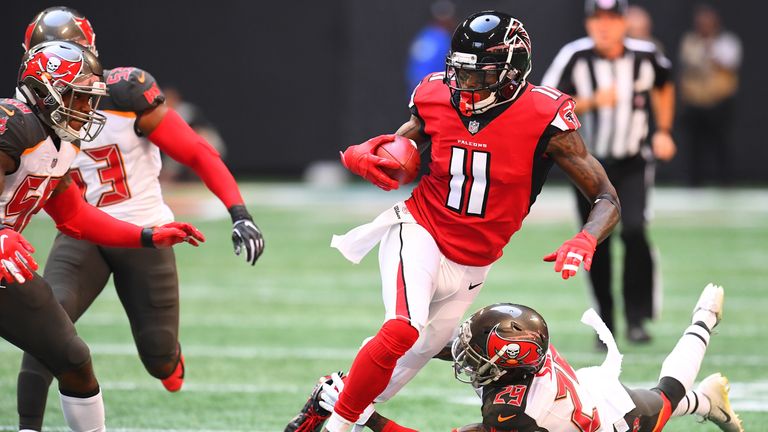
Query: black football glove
229 205 264 265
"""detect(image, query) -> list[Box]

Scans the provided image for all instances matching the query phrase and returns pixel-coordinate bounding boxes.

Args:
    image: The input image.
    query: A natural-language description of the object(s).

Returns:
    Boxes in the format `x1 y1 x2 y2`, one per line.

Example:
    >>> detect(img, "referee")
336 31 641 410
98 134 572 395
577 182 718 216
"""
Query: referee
542 0 675 344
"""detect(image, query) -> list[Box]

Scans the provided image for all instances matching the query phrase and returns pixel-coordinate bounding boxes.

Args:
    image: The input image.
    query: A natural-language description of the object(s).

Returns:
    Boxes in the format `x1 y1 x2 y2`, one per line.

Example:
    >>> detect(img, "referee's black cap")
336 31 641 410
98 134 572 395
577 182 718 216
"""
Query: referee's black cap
585 0 628 17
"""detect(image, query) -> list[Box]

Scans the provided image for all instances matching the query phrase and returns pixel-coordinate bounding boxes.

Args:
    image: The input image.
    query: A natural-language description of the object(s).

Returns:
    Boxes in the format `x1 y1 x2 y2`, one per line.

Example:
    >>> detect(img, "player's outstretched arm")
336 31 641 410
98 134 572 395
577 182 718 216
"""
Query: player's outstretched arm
139 104 264 264
43 175 205 249
543 130 620 279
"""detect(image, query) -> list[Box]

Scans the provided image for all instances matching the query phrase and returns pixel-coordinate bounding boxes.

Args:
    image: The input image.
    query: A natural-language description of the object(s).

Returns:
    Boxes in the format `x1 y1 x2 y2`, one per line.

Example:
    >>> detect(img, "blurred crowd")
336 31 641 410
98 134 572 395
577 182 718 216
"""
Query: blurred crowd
406 1 743 188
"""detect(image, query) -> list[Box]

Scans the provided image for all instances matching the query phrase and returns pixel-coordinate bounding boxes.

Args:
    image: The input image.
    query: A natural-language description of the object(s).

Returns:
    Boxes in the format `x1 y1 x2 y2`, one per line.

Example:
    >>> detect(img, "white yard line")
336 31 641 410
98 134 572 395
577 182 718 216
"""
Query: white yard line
1 343 766 366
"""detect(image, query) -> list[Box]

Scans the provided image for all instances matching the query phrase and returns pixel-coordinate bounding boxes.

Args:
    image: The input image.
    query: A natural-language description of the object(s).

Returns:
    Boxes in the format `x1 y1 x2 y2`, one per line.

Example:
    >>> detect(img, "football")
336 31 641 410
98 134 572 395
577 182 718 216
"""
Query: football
375 136 421 185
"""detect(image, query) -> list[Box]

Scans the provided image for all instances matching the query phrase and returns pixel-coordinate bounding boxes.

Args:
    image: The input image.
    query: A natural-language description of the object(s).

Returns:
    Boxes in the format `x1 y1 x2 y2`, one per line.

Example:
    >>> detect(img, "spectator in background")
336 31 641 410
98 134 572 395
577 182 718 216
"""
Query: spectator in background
542 0 676 346
626 4 665 53
160 87 228 182
405 0 455 93
679 5 742 186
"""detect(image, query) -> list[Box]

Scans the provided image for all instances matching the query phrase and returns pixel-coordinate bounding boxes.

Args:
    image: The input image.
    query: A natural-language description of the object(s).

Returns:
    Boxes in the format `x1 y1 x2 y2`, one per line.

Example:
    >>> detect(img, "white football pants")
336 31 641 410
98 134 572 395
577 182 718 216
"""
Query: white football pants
374 220 491 402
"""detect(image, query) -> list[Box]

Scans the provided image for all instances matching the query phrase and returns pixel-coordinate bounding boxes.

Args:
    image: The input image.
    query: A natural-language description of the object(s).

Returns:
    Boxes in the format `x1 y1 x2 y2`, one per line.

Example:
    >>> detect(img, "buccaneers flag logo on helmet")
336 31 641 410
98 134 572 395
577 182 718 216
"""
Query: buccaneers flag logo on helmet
486 324 545 369
21 46 84 97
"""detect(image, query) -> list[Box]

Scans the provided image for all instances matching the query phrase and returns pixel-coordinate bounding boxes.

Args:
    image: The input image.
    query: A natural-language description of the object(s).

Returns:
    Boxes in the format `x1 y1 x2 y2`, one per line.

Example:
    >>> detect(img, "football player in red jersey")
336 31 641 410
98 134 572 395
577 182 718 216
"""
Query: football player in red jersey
309 285 743 432
16 7 263 431
3 41 203 432
287 11 621 432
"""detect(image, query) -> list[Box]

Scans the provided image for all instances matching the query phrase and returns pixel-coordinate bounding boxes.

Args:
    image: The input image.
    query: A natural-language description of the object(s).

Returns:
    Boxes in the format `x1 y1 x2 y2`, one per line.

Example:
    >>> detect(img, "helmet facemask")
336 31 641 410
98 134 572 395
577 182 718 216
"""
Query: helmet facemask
452 321 509 386
445 52 526 116
18 41 107 142
452 306 548 387
52 76 107 142
445 14 533 116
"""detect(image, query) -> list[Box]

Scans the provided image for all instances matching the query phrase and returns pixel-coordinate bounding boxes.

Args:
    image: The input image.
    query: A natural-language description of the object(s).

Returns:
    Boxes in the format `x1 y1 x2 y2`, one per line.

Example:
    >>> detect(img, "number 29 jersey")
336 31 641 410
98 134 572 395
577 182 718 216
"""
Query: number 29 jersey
404 73 581 266
481 345 602 432
69 67 173 228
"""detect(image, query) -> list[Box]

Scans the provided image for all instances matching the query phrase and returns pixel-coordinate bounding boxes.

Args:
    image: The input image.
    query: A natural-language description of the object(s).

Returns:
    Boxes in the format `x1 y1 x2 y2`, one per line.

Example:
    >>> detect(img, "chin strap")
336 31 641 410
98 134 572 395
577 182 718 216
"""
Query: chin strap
459 81 526 116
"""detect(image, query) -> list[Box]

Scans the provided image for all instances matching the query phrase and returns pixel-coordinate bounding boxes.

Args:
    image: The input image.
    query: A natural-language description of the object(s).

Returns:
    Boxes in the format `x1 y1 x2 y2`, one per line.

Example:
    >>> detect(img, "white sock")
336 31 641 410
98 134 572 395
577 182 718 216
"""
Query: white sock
692 309 718 331
658 323 711 391
59 390 105 432
672 390 711 417
325 412 353 432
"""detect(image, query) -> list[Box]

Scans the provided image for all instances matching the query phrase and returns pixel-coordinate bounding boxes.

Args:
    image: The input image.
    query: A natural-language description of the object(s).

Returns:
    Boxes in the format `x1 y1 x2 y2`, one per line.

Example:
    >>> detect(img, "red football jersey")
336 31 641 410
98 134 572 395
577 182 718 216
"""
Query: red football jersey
405 73 580 266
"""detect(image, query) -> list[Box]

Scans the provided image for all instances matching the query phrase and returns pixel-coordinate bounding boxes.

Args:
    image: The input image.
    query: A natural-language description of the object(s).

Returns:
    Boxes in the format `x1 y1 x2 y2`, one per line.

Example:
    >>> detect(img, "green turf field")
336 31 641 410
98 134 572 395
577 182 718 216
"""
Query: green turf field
0 183 766 431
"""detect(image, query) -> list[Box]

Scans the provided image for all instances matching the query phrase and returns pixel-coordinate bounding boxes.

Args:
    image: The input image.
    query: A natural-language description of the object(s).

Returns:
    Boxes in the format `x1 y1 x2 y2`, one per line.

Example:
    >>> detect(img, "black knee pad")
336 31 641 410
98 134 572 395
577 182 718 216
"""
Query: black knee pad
654 376 687 409
136 328 178 378
46 335 91 376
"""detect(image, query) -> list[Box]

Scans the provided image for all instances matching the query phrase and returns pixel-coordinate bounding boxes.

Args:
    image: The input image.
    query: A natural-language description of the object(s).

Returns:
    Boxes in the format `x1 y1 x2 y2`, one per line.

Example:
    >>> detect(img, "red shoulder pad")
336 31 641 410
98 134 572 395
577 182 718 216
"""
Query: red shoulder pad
409 72 449 109
528 85 580 132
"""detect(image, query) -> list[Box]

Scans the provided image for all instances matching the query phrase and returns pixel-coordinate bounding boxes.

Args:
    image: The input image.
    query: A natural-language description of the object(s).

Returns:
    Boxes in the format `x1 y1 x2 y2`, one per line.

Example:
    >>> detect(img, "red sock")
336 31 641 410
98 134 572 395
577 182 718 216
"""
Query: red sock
333 319 419 422
382 419 418 432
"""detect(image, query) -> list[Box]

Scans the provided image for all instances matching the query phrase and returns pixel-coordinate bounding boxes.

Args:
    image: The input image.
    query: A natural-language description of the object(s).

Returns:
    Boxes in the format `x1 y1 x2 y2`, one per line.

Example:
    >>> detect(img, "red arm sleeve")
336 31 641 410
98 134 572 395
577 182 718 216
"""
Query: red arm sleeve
148 109 244 208
43 181 143 248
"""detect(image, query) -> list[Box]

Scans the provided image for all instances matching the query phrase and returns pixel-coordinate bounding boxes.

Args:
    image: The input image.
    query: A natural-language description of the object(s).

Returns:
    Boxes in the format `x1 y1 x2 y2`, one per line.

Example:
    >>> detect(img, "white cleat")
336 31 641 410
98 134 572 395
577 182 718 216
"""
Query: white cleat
697 373 744 432
693 283 724 328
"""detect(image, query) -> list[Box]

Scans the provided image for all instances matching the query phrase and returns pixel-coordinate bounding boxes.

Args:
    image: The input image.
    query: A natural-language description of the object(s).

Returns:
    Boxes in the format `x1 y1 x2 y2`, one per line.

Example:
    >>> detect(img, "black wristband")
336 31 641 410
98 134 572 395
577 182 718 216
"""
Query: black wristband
141 228 156 248
228 204 252 223
593 192 621 215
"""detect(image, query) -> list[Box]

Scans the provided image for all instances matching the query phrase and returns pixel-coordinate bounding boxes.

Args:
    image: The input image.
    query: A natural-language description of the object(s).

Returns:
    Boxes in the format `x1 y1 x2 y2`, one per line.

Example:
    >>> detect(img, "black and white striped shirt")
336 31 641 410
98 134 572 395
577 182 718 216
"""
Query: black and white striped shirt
542 37 672 160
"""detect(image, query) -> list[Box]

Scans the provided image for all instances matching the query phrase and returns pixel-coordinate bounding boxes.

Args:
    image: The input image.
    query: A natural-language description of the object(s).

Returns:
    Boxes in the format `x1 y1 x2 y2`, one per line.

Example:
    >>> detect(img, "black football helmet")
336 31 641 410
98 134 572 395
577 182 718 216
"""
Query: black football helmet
24 7 97 55
18 41 107 142
445 11 532 116
452 303 549 386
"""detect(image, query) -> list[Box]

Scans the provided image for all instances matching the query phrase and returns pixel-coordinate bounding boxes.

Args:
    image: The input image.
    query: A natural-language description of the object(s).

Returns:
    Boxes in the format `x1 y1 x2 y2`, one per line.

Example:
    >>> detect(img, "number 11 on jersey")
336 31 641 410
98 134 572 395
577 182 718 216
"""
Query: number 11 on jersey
446 147 490 217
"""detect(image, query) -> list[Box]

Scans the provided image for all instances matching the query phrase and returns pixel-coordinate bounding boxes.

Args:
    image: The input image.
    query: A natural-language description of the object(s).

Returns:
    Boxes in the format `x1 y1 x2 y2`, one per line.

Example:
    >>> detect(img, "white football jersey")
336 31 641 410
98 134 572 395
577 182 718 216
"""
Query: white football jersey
525 349 602 431
70 109 173 227
0 138 79 232
481 346 603 432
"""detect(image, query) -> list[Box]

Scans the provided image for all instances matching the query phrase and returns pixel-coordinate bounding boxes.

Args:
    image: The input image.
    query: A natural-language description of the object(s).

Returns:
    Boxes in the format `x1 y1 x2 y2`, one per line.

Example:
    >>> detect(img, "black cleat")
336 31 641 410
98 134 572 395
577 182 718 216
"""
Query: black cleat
284 373 341 432
627 323 652 344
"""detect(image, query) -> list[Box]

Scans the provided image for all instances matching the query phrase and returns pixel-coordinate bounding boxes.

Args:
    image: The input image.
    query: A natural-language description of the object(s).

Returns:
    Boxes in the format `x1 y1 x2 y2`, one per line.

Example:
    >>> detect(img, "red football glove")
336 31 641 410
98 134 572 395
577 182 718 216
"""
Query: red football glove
340 134 401 191
543 230 597 280
151 222 206 248
0 227 39 284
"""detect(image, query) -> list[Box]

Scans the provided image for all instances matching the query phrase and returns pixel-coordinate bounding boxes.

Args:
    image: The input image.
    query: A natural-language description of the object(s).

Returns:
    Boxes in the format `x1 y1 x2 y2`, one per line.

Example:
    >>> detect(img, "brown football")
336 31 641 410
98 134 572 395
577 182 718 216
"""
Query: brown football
375 136 421 185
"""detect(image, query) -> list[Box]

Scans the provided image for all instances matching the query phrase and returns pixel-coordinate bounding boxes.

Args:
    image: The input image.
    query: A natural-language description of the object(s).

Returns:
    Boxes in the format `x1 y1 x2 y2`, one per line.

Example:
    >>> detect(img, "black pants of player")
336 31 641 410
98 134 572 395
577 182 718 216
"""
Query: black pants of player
0 272 93 375
681 99 735 186
622 377 687 431
2 270 101 431
575 154 656 333
18 233 179 430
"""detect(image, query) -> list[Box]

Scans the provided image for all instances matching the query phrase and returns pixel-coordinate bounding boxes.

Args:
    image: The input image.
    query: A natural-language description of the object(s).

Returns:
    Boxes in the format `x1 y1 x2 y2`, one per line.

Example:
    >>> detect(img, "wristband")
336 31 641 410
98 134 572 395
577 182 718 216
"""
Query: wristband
141 228 156 248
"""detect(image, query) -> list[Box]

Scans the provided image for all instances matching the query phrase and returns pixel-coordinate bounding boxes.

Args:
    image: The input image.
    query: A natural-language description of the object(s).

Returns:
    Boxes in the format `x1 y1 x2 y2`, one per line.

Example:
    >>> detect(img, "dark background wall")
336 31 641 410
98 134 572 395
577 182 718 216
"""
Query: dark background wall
2 1 763 183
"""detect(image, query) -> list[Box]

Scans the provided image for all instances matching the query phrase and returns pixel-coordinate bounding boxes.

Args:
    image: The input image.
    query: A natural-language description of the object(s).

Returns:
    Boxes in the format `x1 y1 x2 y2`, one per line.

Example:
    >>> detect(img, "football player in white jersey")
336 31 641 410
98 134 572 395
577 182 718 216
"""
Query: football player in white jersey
16 7 264 431
3 41 203 432
299 284 743 432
